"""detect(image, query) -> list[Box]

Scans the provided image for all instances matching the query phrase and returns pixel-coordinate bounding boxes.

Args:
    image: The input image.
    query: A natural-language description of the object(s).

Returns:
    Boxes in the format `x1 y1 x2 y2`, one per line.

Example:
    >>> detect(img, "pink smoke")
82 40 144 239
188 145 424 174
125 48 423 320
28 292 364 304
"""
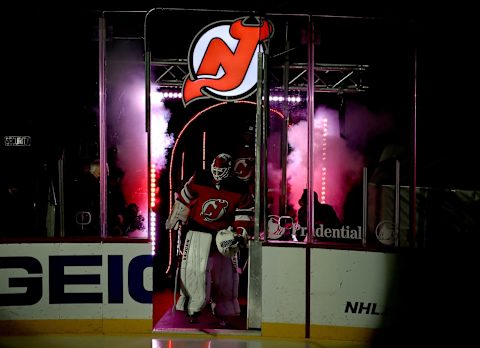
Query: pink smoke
108 59 173 235
283 101 395 220
287 105 364 220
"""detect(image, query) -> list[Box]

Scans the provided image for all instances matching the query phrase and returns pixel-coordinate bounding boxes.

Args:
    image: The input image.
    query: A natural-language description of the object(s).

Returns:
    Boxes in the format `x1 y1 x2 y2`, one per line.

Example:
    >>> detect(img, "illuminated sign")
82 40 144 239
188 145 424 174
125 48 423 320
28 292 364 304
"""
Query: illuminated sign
267 219 365 242
182 17 274 105
4 136 31 147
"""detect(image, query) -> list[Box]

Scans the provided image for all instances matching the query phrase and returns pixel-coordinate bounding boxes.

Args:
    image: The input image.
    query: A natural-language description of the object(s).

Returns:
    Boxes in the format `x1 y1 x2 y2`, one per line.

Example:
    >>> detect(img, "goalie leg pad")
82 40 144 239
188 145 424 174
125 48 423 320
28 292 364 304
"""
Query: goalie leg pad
176 230 212 315
210 251 240 317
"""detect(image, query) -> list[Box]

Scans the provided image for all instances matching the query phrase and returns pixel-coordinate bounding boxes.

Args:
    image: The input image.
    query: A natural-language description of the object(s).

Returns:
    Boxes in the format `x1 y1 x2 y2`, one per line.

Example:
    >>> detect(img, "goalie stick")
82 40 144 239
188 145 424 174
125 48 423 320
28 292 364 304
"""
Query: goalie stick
172 223 183 313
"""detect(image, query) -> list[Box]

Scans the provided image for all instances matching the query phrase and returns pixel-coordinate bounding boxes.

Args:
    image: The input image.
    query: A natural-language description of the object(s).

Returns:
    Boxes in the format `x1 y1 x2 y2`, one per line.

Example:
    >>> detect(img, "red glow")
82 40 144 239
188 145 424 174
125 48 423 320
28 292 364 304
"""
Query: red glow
165 100 285 273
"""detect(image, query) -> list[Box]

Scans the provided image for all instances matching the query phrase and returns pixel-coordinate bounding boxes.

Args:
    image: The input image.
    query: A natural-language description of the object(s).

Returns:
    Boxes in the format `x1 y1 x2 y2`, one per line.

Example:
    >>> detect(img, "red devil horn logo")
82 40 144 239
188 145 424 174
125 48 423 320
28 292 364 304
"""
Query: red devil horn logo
183 17 274 105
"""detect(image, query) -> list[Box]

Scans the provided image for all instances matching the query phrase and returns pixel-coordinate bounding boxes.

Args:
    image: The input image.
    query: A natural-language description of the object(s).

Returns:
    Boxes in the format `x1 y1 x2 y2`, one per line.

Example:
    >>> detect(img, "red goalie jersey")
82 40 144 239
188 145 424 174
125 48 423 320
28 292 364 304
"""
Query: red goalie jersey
176 169 254 234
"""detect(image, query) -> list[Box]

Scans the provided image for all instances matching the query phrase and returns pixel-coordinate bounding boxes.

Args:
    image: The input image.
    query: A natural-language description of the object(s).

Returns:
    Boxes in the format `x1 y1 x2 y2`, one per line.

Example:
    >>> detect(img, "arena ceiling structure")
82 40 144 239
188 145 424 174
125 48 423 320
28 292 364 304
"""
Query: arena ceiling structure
3 0 478 190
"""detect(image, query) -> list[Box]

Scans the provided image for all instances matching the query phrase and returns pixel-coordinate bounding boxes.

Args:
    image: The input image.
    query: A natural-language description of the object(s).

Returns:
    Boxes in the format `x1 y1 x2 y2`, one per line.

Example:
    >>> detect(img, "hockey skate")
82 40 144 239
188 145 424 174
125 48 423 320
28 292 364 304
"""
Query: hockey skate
187 312 199 324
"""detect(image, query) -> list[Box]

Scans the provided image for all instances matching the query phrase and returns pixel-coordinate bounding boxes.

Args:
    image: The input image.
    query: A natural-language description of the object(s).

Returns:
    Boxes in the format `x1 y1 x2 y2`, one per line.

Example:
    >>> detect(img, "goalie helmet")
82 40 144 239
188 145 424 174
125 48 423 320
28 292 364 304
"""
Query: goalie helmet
211 153 232 182
216 227 239 257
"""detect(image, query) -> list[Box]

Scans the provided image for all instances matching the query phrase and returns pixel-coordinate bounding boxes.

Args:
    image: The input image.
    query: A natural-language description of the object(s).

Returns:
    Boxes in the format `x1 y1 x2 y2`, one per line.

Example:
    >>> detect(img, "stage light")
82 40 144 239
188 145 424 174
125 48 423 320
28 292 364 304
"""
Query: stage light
156 87 304 104
264 94 304 104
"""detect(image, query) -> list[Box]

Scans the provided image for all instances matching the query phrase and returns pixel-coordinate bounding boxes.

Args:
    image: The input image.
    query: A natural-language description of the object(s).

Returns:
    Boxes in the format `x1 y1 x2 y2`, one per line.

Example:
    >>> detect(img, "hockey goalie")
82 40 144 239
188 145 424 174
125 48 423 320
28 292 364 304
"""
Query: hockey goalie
165 153 254 324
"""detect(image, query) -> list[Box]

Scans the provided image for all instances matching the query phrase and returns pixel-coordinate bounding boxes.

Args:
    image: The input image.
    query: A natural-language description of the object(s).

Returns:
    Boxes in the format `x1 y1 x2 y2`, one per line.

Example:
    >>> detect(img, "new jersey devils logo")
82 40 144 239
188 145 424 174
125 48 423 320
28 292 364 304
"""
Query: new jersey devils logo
182 17 274 106
201 199 229 222
234 157 254 181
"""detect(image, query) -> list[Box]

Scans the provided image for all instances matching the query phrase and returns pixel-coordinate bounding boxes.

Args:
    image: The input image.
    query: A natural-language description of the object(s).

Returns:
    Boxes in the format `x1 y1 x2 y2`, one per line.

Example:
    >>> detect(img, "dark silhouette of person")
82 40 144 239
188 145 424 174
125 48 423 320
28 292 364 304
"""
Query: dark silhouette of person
295 189 341 241
123 203 145 235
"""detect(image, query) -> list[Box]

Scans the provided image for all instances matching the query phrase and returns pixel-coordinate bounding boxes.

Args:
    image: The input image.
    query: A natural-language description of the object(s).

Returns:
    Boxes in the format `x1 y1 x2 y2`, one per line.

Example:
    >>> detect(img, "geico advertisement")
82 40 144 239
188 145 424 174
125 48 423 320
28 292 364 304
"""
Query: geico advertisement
0 243 153 319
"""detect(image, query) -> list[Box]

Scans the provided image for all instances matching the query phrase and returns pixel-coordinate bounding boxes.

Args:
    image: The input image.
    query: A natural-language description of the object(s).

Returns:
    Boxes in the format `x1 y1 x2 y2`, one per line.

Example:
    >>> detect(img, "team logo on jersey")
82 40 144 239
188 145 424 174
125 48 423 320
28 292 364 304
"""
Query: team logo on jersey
182 17 274 106
234 157 254 181
201 199 229 222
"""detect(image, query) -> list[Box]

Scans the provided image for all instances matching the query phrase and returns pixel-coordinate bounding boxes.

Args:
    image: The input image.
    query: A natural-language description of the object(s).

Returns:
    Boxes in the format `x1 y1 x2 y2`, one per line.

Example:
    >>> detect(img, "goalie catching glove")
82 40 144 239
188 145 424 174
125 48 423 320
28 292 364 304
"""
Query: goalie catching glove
216 227 248 257
165 200 190 230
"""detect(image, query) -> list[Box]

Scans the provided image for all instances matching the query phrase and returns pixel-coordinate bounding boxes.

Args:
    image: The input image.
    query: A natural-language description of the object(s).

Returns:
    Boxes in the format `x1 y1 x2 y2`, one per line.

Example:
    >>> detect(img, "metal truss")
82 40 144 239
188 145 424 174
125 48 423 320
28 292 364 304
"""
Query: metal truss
151 59 189 88
151 59 369 94
270 63 368 94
